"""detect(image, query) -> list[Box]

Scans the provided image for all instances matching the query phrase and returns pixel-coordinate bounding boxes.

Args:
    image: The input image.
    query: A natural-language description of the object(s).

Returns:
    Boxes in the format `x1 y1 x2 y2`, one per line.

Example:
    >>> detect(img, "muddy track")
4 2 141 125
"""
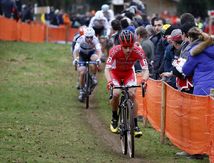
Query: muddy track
83 92 145 163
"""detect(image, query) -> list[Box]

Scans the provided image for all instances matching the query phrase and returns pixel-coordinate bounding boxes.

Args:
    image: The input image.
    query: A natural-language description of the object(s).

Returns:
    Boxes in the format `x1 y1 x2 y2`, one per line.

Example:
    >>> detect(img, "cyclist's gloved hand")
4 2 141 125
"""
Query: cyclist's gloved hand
141 79 147 90
72 59 78 65
96 58 101 65
107 81 114 91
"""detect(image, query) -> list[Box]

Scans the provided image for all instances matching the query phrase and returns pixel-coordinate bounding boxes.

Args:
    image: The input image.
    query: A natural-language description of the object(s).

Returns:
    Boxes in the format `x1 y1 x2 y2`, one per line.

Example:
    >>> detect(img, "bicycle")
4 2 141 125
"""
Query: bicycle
75 60 99 109
109 82 146 158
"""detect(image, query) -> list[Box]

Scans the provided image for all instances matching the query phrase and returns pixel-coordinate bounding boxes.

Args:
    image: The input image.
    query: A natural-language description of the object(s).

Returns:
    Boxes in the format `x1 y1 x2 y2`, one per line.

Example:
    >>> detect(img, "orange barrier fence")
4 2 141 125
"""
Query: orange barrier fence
0 16 78 43
136 76 214 162
0 16 18 41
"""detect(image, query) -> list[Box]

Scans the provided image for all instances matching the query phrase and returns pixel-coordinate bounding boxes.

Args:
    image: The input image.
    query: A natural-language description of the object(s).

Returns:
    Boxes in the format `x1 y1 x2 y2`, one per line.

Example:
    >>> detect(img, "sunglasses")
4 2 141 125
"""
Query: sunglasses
86 36 93 39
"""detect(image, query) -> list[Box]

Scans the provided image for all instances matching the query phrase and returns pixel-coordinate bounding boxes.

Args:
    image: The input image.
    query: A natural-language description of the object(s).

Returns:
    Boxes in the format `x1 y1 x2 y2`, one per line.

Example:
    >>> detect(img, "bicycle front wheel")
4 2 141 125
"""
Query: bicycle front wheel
119 107 127 155
85 73 90 109
126 100 135 158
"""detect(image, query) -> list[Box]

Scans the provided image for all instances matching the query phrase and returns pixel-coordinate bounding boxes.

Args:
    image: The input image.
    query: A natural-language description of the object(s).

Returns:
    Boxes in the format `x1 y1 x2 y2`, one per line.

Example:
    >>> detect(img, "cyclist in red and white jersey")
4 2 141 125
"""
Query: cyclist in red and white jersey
105 30 149 137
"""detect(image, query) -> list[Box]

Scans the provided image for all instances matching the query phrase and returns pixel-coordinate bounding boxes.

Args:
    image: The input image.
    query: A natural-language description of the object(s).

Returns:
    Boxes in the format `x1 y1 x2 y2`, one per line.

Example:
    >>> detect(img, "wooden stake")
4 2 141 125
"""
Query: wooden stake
160 81 166 144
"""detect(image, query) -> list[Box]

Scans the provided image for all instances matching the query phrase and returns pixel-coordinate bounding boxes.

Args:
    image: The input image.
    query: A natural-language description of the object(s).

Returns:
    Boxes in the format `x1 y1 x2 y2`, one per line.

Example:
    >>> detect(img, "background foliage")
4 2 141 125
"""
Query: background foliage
177 0 214 19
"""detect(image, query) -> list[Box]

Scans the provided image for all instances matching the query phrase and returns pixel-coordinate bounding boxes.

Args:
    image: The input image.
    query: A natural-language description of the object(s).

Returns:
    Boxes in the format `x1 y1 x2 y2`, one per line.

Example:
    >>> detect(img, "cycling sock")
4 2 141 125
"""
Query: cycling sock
112 111 118 120
134 117 138 127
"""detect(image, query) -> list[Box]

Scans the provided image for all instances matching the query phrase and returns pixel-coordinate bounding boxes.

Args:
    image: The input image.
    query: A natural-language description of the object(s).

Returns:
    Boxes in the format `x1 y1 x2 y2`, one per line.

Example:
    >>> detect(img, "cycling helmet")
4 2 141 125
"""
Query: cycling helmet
78 25 87 36
119 30 135 47
95 11 104 20
85 27 95 37
101 4 109 12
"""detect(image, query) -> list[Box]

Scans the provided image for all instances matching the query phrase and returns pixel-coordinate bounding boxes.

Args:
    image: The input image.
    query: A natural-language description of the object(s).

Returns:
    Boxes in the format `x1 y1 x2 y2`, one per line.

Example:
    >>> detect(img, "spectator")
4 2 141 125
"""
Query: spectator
100 4 114 23
21 4 33 23
1 0 17 18
180 13 195 26
182 27 214 95
160 28 183 88
50 9 63 26
120 17 135 33
145 24 156 39
150 17 167 79
135 26 154 74
109 19 122 46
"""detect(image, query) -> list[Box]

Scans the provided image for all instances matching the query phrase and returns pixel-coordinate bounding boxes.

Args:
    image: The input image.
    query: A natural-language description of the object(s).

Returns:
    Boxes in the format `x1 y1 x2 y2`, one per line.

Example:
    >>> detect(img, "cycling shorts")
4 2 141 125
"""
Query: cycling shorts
110 69 137 86
93 26 105 37
79 50 96 66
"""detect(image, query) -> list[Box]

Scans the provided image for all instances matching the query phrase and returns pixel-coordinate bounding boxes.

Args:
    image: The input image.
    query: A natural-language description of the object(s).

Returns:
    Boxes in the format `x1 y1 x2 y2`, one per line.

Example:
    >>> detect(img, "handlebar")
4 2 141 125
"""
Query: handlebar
75 60 99 70
76 61 99 65
109 84 146 100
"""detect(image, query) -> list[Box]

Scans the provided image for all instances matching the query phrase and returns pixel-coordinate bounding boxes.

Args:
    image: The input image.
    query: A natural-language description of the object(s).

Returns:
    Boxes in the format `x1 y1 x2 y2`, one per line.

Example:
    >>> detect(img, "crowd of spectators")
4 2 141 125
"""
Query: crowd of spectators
0 0 34 23
94 1 214 97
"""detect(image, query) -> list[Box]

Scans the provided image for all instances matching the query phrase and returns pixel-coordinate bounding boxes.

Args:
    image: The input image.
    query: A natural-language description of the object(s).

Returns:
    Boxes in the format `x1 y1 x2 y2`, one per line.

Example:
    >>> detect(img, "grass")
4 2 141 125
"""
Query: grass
0 41 209 163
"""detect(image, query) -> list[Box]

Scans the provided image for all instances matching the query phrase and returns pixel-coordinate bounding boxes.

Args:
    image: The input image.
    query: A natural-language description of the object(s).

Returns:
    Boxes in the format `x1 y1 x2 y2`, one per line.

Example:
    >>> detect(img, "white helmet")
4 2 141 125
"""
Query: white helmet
85 27 95 37
95 11 104 20
101 4 109 12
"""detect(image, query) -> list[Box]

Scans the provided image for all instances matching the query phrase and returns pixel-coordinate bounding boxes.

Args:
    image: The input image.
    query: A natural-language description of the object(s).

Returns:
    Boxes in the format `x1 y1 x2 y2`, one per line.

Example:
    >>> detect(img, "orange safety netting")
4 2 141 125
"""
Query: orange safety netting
0 16 18 41
0 17 78 43
136 78 162 131
136 75 214 162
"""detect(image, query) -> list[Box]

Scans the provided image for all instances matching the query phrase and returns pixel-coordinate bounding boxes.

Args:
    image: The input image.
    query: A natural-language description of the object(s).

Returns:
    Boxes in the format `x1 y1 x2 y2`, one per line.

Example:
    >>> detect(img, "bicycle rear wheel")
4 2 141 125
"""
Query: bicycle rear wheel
119 107 127 155
127 100 135 158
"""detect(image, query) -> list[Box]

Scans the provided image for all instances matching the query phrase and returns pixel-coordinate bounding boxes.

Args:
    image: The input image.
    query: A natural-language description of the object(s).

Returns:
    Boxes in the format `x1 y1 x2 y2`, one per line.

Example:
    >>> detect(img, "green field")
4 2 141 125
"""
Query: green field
0 41 208 163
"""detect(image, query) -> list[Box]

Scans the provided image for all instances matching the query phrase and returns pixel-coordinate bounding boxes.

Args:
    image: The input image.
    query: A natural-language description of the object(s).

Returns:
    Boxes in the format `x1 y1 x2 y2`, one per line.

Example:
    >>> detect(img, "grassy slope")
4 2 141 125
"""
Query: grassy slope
0 41 208 163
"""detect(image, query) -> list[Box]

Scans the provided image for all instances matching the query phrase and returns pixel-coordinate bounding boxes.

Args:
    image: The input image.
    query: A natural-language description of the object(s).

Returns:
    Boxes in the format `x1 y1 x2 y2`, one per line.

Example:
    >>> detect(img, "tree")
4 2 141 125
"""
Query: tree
177 0 208 19
22 0 110 12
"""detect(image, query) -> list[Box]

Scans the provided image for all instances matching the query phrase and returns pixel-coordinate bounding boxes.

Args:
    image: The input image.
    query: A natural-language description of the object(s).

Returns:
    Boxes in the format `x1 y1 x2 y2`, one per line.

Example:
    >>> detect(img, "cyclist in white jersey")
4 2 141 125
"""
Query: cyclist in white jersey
73 27 102 102
89 11 111 38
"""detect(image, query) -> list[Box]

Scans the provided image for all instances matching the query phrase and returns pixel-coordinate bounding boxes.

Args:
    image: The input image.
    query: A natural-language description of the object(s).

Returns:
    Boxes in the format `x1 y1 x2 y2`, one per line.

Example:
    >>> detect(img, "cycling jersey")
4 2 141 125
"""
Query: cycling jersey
75 35 101 54
89 15 111 37
106 45 148 86
106 45 148 71
74 35 101 65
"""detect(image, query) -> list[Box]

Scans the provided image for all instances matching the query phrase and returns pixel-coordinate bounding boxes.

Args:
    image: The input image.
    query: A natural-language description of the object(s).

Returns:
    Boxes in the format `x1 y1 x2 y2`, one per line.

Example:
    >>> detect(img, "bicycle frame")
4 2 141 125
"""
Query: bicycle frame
109 84 142 158
76 61 98 109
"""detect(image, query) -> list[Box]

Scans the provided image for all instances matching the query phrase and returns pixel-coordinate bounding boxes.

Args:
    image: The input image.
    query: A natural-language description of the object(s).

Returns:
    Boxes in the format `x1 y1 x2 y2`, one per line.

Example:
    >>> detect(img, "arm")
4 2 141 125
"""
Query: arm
104 67 112 82
73 43 80 60
105 47 116 82
182 55 198 76
138 49 150 81
141 68 149 81
94 37 102 59
104 19 111 37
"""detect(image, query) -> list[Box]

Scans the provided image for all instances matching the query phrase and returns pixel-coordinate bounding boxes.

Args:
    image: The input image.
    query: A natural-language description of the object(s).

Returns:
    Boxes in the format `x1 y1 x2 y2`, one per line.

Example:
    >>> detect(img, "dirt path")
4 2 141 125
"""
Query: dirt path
84 94 145 163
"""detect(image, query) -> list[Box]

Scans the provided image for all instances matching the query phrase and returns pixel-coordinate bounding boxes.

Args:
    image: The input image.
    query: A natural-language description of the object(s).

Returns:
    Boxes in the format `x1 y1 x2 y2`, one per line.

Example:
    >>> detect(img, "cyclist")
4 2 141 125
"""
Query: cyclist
73 27 102 102
104 30 149 137
89 11 111 38
100 4 114 23
71 25 87 90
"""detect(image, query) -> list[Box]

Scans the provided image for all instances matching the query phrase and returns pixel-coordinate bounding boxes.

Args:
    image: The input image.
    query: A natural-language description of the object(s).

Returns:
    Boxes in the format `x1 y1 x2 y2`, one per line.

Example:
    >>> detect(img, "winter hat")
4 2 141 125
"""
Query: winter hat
171 29 182 41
